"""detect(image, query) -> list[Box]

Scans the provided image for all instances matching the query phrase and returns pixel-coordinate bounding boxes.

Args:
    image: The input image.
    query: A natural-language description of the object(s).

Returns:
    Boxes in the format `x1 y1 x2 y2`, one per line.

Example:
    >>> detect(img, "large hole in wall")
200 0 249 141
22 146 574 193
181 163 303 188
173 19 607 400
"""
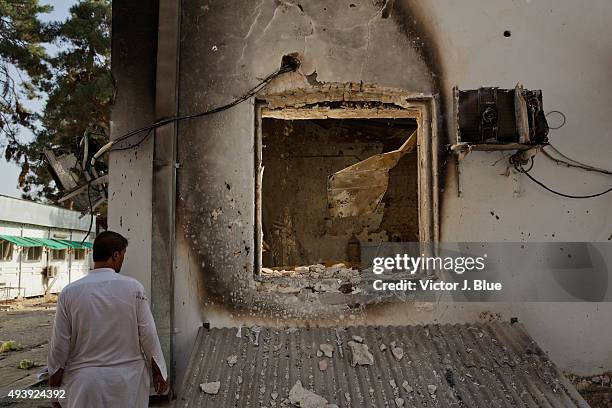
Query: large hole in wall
259 117 419 278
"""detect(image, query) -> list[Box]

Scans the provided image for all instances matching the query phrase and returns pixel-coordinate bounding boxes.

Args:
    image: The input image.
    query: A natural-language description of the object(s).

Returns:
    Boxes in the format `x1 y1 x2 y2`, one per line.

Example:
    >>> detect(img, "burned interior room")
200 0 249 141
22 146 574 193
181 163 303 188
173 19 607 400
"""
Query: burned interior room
259 116 419 277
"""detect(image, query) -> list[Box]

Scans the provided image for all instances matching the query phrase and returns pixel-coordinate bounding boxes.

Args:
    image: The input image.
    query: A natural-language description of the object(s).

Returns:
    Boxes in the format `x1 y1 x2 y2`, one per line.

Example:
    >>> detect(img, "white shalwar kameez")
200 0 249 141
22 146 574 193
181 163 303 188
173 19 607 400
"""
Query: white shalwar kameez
47 268 167 408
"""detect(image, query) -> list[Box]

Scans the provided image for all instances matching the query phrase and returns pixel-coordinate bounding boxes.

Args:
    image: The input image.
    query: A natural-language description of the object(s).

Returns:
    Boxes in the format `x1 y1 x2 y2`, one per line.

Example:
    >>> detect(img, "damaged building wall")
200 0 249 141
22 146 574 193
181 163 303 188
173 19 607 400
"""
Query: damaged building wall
109 0 612 386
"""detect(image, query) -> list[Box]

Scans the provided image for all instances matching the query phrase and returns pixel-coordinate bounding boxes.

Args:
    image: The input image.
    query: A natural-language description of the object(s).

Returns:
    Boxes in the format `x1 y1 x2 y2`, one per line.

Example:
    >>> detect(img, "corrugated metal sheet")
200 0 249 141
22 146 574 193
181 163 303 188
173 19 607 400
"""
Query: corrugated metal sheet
176 322 589 407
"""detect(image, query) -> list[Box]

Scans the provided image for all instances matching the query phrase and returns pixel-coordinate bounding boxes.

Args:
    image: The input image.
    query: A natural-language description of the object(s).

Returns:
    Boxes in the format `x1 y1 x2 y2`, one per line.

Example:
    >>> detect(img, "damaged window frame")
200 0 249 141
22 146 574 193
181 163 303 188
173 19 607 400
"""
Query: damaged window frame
253 91 440 283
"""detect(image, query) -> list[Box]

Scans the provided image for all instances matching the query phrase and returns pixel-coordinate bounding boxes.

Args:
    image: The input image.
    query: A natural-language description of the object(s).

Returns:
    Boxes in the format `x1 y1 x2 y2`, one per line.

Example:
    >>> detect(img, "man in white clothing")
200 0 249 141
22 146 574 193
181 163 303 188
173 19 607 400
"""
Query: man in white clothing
47 231 168 407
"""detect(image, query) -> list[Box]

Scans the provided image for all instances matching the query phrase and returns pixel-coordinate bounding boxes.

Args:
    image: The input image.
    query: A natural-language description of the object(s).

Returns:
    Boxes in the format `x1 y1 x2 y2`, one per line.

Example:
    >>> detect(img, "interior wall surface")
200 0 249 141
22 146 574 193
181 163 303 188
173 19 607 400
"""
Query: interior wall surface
110 0 612 383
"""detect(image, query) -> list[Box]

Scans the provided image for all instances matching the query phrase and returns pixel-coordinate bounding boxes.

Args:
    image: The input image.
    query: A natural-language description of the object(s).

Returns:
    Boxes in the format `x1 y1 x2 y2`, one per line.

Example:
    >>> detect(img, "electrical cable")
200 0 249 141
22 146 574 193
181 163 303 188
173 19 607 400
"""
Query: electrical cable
545 110 566 130
512 156 612 199
91 65 294 166
75 63 296 237
110 128 153 152
542 144 612 175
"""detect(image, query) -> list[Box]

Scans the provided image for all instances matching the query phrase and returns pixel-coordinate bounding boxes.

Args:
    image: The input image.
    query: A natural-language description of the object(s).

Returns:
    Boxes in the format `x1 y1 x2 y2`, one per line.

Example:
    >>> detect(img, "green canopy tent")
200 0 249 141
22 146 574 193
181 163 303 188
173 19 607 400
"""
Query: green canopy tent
0 235 43 247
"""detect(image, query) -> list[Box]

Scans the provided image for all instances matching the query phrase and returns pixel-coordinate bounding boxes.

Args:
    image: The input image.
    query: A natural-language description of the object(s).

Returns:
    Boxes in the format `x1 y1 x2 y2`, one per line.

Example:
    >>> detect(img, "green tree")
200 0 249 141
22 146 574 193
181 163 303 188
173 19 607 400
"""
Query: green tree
1 0 112 203
23 0 112 201
0 0 53 186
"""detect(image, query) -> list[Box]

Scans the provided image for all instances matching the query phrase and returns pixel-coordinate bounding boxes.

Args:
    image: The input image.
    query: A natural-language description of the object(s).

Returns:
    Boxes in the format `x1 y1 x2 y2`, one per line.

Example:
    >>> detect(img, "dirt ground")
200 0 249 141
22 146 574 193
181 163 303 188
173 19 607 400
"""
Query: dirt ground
0 296 56 407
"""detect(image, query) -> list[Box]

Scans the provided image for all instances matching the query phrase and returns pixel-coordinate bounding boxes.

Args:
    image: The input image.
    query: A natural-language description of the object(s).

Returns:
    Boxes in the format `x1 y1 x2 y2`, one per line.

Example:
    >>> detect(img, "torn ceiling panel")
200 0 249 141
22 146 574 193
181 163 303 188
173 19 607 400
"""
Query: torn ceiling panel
327 130 417 218
177 322 588 407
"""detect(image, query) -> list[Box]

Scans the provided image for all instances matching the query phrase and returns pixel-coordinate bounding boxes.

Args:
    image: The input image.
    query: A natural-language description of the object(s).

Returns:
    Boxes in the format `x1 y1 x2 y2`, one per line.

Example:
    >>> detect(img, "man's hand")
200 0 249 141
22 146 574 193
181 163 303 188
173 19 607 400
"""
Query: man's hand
152 358 168 395
49 368 63 407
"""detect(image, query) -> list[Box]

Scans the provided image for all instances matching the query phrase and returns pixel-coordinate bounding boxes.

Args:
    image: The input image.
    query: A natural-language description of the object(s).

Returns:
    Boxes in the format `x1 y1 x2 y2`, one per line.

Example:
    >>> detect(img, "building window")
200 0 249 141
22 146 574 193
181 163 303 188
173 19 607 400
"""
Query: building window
25 246 43 261
254 94 439 279
73 249 87 261
1 241 13 261
52 249 66 260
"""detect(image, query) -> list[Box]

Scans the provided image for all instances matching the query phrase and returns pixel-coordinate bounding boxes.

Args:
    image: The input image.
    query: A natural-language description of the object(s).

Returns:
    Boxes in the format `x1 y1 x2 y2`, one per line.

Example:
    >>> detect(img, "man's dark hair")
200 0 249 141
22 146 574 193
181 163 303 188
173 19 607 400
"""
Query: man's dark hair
93 231 128 262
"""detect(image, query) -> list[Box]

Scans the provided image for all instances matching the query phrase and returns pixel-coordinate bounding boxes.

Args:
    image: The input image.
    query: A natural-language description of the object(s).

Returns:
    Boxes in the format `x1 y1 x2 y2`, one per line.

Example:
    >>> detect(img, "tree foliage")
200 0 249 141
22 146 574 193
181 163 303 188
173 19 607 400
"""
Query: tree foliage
0 0 112 202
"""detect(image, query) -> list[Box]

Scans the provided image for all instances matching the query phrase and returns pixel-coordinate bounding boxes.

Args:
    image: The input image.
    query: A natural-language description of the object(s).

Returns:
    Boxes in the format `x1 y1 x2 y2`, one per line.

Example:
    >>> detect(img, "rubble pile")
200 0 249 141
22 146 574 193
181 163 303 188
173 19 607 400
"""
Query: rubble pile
261 263 360 281
258 263 364 297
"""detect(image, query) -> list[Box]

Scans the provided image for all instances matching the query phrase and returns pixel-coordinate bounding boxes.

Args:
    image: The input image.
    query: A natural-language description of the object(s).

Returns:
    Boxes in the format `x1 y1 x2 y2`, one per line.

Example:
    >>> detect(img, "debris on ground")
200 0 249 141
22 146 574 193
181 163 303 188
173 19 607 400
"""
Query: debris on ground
18 359 38 369
347 340 374 366
391 346 404 361
200 381 221 394
402 381 413 393
318 359 328 371
379 343 387 352
319 343 334 358
0 340 22 352
428 384 437 395
351 335 363 343
394 397 405 407
227 355 238 367
288 380 329 408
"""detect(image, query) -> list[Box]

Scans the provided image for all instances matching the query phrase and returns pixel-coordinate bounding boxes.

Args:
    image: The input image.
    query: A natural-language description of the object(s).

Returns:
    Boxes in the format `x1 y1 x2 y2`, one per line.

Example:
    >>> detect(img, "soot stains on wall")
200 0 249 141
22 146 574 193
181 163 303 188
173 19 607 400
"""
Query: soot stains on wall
176 0 437 315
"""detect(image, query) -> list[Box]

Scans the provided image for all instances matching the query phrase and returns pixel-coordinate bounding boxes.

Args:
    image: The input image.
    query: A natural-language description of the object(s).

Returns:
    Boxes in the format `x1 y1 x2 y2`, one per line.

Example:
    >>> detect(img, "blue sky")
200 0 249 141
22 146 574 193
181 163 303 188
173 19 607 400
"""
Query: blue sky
0 0 77 198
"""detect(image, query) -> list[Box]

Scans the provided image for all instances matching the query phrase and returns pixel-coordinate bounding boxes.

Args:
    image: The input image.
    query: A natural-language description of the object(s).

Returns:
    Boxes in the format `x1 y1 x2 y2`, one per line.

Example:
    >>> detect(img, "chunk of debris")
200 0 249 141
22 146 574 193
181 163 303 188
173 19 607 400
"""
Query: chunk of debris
226 355 238 367
427 384 437 395
18 359 37 370
288 381 328 408
328 130 417 217
351 335 363 343
347 341 374 366
395 397 405 407
0 340 22 353
391 347 404 361
389 379 397 389
316 350 323 357
200 381 221 394
402 381 413 393
318 359 328 371
379 343 387 352
295 266 309 274
271 392 278 400
319 344 334 358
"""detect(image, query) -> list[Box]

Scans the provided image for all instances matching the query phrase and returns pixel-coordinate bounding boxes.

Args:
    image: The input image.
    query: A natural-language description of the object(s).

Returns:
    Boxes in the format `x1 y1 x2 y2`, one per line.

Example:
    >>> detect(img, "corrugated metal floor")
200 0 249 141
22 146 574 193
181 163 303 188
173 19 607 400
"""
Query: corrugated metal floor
176 322 589 407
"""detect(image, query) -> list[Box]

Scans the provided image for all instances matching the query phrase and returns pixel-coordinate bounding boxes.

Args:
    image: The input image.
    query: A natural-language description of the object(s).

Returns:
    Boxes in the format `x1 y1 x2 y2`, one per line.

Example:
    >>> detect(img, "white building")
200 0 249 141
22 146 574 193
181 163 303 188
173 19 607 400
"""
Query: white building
0 195 95 300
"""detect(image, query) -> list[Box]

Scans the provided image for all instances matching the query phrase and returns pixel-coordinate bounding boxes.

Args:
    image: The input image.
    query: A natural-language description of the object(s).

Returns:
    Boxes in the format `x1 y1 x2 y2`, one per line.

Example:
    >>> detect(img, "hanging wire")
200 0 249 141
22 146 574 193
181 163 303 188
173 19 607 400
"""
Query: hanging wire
512 154 612 199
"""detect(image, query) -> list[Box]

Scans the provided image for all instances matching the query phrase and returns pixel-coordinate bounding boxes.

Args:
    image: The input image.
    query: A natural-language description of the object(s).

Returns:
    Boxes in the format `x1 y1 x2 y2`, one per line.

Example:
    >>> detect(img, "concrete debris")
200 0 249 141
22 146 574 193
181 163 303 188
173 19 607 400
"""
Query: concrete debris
394 397 405 407
351 335 363 343
379 343 387 351
227 355 238 367
344 392 351 402
288 381 329 408
318 359 328 371
428 384 437 395
237 375 243 384
271 392 278 400
200 381 221 394
316 350 323 357
319 344 334 358
348 341 374 366
389 379 397 389
391 347 404 361
402 381 413 393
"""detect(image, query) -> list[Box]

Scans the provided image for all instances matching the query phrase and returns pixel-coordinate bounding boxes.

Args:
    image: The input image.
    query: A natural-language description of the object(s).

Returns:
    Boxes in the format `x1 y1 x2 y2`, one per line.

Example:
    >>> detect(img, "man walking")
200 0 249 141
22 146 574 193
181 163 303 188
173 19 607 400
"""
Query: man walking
47 231 167 407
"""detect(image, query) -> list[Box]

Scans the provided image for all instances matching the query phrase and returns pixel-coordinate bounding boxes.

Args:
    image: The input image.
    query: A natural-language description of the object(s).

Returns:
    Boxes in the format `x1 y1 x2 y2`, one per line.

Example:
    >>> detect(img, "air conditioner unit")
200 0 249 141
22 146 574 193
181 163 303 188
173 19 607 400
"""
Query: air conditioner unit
45 266 58 278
